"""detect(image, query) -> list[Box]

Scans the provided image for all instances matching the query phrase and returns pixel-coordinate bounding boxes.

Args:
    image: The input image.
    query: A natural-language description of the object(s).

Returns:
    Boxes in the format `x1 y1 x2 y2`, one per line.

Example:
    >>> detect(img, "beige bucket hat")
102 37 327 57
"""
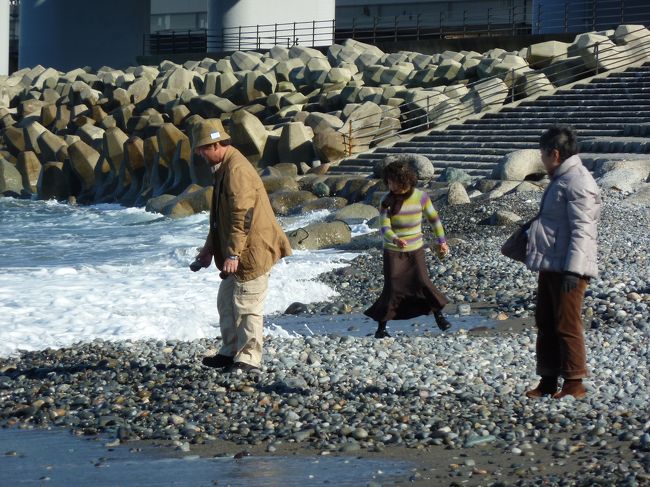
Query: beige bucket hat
192 119 231 149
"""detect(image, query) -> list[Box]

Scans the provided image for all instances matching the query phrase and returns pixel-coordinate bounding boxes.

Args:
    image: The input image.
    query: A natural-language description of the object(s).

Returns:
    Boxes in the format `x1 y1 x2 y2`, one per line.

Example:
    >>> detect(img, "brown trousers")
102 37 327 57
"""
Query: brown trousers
535 271 588 379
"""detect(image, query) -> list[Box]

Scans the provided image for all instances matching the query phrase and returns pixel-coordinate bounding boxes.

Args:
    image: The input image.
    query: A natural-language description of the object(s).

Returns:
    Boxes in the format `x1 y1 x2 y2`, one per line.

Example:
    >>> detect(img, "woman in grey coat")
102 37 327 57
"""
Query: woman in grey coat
525 126 601 400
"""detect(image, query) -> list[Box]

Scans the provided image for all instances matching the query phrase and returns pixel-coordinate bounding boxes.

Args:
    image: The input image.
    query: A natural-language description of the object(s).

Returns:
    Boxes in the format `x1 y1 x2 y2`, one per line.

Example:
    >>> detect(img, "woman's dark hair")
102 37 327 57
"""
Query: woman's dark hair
539 125 579 162
381 161 417 216
382 160 417 189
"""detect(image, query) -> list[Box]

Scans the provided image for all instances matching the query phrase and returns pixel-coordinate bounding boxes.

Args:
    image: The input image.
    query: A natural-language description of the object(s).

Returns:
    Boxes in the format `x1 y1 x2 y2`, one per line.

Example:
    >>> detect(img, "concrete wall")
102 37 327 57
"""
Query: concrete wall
0 0 9 75
208 0 336 49
19 0 151 71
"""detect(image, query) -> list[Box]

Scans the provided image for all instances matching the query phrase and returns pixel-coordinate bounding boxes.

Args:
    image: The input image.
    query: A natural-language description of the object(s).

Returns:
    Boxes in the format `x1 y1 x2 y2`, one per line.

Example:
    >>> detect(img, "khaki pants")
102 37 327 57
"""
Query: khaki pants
535 271 589 379
217 272 269 367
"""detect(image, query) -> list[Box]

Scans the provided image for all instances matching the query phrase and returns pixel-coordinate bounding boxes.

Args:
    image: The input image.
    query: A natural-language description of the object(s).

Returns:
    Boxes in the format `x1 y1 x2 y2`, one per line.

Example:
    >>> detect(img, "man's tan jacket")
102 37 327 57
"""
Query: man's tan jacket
204 146 292 281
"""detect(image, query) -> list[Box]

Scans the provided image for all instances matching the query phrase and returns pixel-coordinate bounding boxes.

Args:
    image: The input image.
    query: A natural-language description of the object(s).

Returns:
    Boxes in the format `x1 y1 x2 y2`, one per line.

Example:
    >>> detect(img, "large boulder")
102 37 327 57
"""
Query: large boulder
262 175 300 194
313 128 347 163
15 151 41 194
527 40 570 67
278 122 315 165
187 95 238 118
338 101 382 154
447 181 471 205
568 33 623 71
514 72 554 98
68 140 100 197
37 162 70 201
494 149 546 181
333 203 379 225
0 158 23 196
597 166 650 192
230 110 269 164
286 220 351 250
161 185 213 218
269 189 318 215
374 153 435 180
462 77 509 113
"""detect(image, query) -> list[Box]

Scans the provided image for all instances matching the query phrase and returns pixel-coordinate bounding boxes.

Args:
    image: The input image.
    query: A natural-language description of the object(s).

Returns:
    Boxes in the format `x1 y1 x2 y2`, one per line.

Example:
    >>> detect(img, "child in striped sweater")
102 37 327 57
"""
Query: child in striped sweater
364 160 452 338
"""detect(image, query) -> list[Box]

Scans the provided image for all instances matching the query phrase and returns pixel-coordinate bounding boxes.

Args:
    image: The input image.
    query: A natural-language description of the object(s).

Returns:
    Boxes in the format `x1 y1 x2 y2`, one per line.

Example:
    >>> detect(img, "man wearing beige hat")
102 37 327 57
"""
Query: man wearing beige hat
191 119 292 375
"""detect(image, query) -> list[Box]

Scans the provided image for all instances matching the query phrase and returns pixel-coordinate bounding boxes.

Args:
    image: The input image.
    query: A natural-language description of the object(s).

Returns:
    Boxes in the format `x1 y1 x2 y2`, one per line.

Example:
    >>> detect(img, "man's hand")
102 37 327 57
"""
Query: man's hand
195 247 213 267
393 237 408 248
223 256 239 274
561 272 580 293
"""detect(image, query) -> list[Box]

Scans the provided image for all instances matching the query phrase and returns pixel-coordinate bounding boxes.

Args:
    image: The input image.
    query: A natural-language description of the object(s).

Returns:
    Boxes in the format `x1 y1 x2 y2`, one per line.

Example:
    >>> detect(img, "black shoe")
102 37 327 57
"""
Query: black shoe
374 329 391 339
434 312 452 331
232 361 261 374
202 354 234 369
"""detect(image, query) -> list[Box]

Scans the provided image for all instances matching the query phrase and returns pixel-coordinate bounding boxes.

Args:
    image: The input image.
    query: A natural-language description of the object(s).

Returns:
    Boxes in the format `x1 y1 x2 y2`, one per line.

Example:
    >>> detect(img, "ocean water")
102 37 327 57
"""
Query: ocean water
0 198 363 357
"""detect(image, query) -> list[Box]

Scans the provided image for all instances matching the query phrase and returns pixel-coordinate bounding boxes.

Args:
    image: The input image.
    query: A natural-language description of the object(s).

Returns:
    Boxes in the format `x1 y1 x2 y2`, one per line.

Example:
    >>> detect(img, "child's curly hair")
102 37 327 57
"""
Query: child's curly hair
382 160 417 190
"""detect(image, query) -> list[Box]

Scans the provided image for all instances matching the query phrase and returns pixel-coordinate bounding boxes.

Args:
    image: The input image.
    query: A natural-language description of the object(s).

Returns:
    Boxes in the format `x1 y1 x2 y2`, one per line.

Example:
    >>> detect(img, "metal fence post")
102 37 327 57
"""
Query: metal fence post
347 123 353 156
394 16 398 41
313 20 316 46
238 26 241 50
511 68 516 103
352 17 356 39
592 0 597 31
416 14 420 40
511 6 515 35
331 19 335 44
256 24 260 49
440 12 444 38
487 8 491 36
564 1 568 33
373 16 377 44
621 0 625 24
274 23 277 45
426 96 430 125
595 43 600 75
463 10 467 37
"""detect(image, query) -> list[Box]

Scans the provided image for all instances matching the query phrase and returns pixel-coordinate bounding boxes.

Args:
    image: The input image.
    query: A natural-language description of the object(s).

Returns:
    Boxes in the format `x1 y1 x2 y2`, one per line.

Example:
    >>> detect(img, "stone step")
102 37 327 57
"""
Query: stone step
500 104 648 112
535 93 650 101
482 111 650 119
559 86 650 92
474 117 650 125
391 144 525 154
330 162 493 177
441 128 622 137
571 83 650 90
375 149 503 163
518 99 650 107
463 121 648 129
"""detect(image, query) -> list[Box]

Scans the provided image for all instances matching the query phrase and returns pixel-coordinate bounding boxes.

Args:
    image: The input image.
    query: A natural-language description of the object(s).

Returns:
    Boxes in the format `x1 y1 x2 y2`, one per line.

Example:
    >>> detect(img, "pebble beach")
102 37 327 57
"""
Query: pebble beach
1 189 648 486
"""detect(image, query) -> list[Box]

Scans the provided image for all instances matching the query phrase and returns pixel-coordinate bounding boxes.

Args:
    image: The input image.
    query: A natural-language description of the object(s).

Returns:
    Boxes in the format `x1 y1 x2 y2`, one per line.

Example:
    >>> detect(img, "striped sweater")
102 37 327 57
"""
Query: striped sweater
380 188 446 252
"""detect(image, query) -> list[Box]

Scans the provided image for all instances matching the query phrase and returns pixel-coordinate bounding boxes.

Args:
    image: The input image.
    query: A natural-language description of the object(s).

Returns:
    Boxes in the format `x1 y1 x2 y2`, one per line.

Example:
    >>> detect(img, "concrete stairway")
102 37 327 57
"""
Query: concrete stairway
330 62 650 178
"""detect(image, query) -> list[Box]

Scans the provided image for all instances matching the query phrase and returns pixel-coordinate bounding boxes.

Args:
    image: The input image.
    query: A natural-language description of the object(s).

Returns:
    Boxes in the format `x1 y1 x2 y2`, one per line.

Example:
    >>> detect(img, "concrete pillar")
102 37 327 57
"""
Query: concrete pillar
0 0 9 75
207 0 335 51
19 0 151 71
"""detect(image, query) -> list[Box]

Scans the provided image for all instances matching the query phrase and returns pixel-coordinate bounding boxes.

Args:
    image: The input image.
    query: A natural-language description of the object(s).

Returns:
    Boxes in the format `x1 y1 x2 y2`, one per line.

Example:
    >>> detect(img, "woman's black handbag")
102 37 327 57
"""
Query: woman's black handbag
501 219 534 263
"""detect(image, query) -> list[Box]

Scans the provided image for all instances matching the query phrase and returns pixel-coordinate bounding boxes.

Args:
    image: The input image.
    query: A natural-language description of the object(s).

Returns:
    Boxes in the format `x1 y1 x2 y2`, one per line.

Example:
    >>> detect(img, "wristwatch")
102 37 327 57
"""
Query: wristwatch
228 255 239 260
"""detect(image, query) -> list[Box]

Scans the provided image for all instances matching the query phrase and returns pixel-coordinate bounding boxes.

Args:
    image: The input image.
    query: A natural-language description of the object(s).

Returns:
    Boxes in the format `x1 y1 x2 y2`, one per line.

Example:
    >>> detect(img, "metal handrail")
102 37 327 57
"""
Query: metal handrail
340 25 650 155
143 1 650 55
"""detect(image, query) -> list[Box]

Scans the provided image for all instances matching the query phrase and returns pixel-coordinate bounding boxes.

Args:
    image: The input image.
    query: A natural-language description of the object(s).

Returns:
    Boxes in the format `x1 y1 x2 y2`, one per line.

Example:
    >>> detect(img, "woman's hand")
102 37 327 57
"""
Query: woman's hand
393 237 408 248
436 242 449 258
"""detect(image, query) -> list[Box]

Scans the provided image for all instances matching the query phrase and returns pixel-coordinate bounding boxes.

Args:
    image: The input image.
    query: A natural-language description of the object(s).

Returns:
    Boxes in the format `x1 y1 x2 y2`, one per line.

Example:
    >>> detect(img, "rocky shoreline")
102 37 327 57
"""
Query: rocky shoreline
1 188 648 486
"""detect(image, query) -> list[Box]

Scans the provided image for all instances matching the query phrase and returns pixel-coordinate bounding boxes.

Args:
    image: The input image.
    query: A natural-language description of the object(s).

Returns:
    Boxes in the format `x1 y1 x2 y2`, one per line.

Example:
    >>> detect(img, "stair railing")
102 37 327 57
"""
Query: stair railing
341 25 650 156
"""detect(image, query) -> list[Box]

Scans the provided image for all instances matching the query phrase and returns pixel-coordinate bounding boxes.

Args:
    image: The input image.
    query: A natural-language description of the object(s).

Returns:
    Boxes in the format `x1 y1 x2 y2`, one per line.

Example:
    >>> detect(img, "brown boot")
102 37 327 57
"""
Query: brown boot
553 379 587 399
525 376 558 398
